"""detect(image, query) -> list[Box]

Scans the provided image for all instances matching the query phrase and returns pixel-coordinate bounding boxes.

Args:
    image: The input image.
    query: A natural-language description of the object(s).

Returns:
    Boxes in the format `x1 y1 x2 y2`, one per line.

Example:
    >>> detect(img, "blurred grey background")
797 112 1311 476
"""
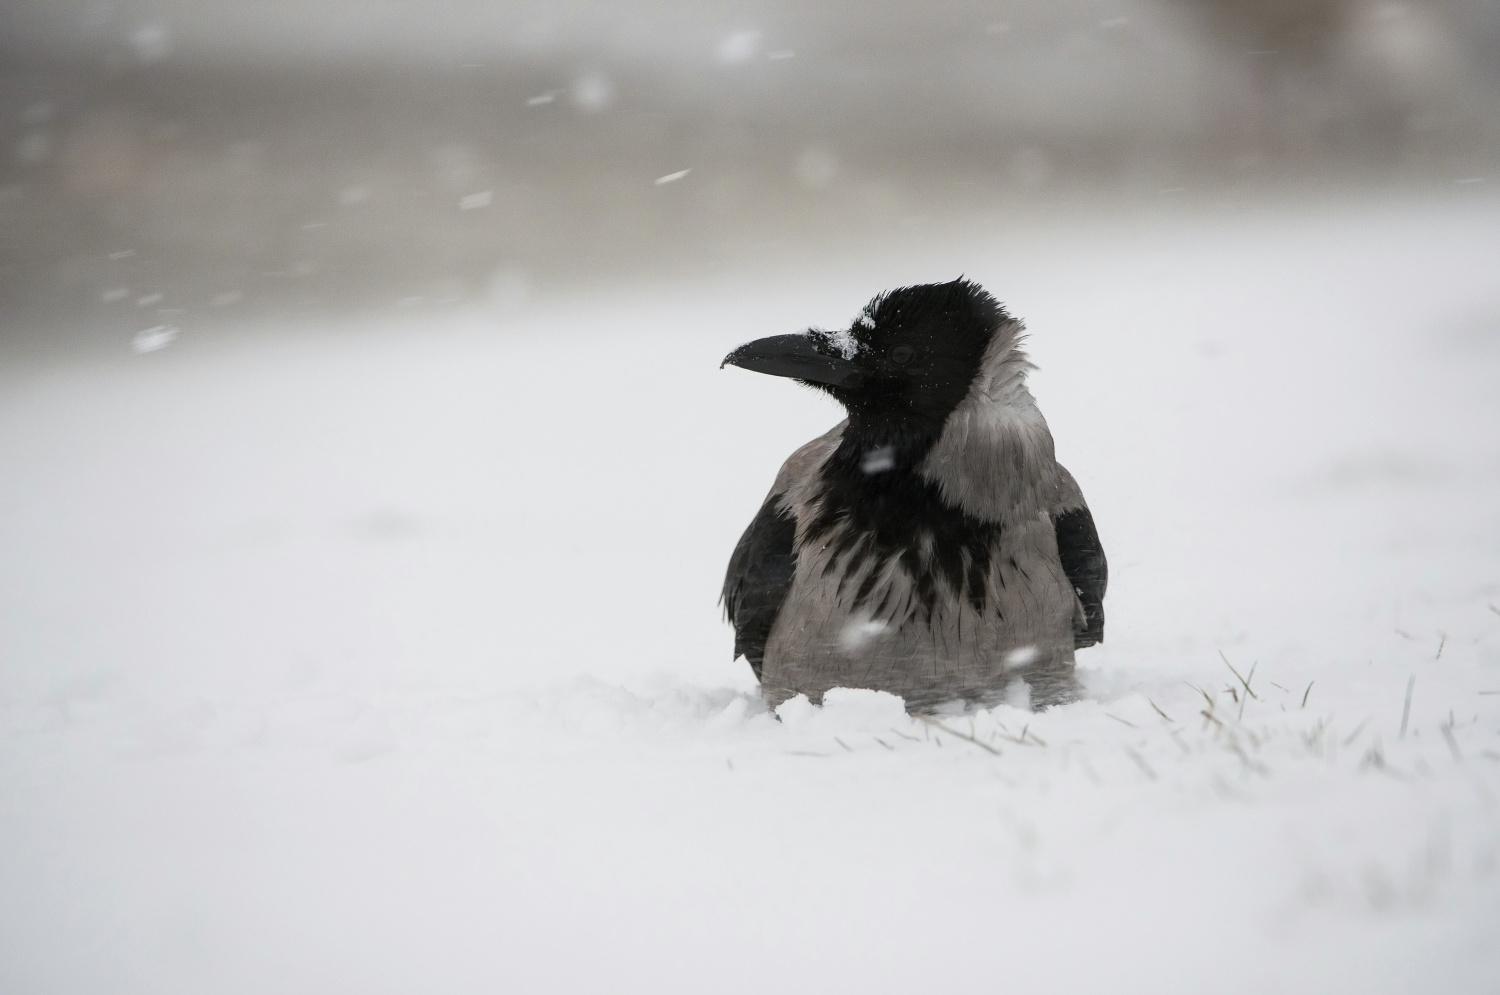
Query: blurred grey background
2 0 1497 356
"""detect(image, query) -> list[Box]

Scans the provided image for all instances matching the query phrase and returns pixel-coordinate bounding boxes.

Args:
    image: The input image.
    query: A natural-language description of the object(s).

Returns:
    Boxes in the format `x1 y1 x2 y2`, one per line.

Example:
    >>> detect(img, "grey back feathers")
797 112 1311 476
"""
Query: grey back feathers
722 279 1106 713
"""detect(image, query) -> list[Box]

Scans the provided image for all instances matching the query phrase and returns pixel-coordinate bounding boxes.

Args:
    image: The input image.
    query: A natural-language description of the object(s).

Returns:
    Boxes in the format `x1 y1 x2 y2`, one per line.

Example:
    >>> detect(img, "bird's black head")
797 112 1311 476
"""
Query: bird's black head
723 278 1008 433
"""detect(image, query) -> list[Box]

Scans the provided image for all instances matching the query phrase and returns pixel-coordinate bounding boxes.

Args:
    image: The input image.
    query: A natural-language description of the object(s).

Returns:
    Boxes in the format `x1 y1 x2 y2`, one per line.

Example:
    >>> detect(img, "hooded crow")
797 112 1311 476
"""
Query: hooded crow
721 278 1105 712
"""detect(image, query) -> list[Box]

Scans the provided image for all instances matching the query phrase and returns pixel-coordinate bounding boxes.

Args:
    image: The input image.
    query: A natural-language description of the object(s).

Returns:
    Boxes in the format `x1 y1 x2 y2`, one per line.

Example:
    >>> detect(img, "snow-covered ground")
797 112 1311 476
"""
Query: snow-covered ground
2 195 1499 994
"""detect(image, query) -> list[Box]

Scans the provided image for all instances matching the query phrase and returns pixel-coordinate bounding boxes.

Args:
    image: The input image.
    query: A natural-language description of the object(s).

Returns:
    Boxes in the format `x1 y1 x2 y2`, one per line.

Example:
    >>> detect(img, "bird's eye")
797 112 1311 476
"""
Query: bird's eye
888 345 915 365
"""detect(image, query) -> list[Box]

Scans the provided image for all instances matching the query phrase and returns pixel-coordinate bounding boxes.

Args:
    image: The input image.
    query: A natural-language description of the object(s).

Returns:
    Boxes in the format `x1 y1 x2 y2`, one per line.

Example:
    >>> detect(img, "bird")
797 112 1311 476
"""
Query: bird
720 278 1106 713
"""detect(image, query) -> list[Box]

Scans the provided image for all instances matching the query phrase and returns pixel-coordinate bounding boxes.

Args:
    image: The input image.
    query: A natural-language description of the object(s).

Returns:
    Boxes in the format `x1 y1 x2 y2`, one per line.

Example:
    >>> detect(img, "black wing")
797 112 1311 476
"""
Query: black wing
721 495 798 680
1054 506 1107 649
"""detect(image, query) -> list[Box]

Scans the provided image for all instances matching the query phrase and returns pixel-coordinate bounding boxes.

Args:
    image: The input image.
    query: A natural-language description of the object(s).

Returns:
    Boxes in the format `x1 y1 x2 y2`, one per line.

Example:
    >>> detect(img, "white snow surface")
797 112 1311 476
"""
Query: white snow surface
3 198 1500 993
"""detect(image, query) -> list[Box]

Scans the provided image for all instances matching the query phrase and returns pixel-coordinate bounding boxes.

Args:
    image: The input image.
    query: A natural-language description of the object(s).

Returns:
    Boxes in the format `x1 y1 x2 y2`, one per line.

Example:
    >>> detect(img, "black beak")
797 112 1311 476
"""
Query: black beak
721 333 858 387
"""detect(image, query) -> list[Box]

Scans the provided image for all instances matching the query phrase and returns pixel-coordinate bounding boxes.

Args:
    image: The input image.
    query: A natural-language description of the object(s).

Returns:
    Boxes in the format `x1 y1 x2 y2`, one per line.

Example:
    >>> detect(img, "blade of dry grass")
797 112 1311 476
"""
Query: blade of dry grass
916 716 1002 756
1440 723 1462 763
1220 650 1260 701
1123 745 1157 781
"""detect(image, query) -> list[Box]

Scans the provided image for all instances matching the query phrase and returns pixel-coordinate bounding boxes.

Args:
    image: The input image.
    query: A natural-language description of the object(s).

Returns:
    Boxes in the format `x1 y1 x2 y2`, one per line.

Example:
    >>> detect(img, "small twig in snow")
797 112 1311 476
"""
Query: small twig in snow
1301 681 1314 709
1341 717 1369 746
890 727 921 742
1400 675 1416 739
874 736 895 751
834 736 853 753
1436 635 1446 660
1148 699 1173 723
1106 713 1138 729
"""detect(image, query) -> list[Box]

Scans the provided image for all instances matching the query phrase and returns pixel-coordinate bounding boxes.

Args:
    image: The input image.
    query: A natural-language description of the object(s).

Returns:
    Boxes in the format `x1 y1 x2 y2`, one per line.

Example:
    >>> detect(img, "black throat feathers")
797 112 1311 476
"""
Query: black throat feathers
801 418 1007 624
